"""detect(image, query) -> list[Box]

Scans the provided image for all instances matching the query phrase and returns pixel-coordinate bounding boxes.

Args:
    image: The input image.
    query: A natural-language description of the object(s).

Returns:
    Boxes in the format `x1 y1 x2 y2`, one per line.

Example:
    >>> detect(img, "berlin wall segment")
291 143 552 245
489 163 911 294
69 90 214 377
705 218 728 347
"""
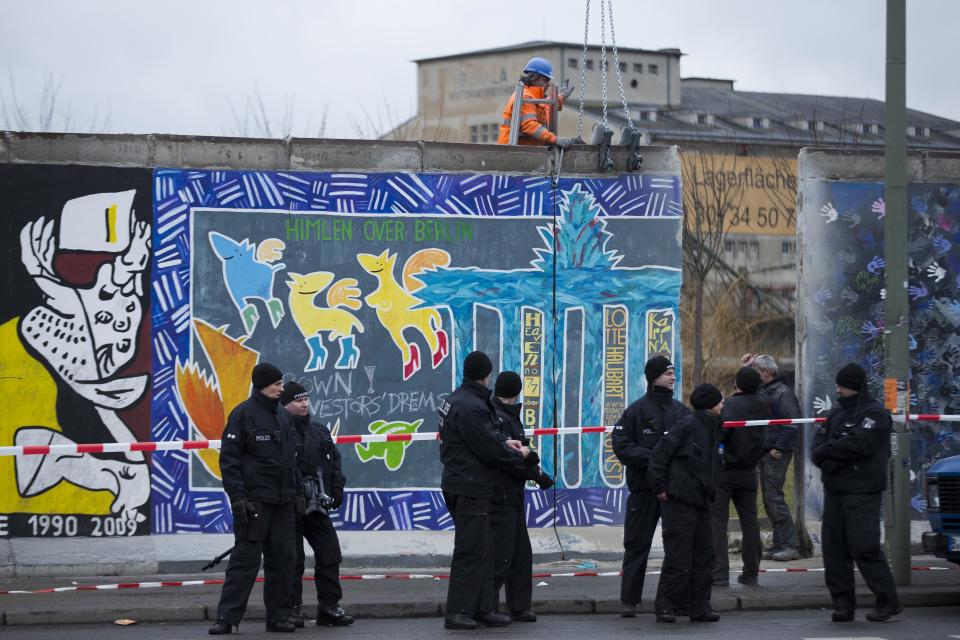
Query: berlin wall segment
0 136 683 541
797 149 960 522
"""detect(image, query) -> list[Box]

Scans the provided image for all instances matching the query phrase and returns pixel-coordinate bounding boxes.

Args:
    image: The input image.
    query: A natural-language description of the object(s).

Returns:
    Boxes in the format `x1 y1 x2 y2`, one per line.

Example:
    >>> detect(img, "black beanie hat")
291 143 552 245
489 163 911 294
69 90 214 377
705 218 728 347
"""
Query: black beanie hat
690 383 723 410
835 362 867 391
644 355 673 384
280 381 309 406
495 371 524 398
735 366 762 394
251 362 283 390
463 351 493 381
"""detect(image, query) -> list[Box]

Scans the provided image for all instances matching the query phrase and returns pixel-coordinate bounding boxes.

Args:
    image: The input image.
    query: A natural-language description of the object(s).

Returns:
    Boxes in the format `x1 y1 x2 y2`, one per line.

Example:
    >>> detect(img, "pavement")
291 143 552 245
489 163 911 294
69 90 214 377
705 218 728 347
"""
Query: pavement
0 555 958 627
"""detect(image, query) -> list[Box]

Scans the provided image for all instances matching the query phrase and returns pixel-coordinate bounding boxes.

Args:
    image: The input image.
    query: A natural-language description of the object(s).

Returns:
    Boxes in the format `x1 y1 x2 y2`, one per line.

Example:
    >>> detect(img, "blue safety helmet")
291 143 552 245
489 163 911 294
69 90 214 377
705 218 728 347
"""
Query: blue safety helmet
523 57 553 80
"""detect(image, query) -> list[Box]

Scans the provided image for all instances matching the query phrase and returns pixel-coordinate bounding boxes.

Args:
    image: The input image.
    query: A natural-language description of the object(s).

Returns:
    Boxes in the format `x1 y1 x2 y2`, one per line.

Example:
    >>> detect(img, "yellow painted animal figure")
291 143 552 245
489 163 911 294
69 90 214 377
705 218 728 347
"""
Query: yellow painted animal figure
286 272 364 371
356 249 450 381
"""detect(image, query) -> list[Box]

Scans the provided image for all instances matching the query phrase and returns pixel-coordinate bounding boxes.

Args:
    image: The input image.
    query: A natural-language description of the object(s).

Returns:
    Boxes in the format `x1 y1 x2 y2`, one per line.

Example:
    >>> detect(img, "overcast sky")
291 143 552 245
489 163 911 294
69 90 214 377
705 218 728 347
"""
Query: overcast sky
1 0 957 138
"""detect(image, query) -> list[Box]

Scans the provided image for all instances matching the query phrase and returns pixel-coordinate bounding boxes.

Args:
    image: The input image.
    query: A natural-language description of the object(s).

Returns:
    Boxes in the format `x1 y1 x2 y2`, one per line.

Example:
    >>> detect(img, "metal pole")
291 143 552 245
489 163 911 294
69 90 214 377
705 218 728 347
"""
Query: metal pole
883 0 911 586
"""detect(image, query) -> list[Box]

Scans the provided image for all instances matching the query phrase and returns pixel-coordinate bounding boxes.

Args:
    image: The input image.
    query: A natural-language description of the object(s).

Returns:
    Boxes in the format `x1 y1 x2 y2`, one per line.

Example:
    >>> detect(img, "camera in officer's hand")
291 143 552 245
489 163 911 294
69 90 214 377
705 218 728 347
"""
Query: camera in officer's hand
304 476 335 515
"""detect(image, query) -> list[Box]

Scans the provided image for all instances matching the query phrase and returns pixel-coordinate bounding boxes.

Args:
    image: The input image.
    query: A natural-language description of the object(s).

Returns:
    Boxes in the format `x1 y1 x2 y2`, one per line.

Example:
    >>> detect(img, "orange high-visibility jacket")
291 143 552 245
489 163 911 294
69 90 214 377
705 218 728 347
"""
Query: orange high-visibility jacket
497 85 565 146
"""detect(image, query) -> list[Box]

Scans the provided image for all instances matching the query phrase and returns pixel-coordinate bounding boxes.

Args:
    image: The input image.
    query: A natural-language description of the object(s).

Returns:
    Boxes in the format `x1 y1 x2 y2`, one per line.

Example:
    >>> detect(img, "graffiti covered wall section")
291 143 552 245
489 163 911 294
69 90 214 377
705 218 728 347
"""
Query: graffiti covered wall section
0 164 153 538
798 179 960 519
152 170 683 533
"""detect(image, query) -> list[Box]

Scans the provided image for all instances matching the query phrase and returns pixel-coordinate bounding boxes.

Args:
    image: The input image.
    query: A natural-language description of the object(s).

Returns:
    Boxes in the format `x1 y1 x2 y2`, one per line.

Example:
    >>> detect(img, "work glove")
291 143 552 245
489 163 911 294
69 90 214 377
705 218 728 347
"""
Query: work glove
558 79 574 100
331 487 344 510
554 137 574 150
526 450 540 466
811 447 825 467
536 472 555 491
230 498 259 525
295 495 306 516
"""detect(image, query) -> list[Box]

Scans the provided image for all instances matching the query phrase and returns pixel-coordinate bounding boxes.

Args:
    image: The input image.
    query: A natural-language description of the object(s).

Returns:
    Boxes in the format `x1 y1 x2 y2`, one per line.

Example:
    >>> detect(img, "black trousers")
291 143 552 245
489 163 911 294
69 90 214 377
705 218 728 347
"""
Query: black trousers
215 501 295 625
490 501 532 612
290 511 344 609
822 491 899 612
711 468 761 580
444 492 495 618
620 490 661 605
654 499 714 617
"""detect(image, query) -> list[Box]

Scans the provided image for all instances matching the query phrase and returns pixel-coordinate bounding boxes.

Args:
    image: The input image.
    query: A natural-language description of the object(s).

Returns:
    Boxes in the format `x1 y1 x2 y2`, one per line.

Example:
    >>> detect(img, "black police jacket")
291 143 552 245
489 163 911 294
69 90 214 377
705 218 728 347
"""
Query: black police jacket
439 379 528 499
220 391 299 505
720 391 772 470
491 398 541 506
761 377 801 452
611 386 691 492
647 409 721 509
288 411 346 498
812 391 891 494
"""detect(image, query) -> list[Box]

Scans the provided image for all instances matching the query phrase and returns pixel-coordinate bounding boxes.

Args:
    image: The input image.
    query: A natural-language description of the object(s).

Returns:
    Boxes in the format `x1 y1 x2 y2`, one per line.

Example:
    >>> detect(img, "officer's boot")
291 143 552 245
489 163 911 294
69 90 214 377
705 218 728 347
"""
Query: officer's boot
208 619 235 635
289 605 305 628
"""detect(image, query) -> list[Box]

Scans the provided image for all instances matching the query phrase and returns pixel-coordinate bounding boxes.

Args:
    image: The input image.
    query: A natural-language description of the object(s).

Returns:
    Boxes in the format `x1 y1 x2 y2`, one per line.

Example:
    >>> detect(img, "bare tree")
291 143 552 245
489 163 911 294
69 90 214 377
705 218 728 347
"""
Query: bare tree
681 144 747 386
225 84 329 138
1 68 110 132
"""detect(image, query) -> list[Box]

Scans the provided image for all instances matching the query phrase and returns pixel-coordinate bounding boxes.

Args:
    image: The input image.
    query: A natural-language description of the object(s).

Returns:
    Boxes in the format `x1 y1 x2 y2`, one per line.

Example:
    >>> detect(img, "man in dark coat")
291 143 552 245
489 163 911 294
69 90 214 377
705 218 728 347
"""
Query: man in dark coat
611 355 690 617
648 383 724 624
712 367 770 587
210 363 299 635
281 382 353 628
439 351 534 630
812 363 901 623
744 353 802 561
489 371 554 622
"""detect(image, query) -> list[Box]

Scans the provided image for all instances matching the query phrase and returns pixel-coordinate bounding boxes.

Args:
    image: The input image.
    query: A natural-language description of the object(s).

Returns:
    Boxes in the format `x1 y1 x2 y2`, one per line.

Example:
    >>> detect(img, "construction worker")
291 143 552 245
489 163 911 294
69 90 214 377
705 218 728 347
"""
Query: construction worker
497 57 575 148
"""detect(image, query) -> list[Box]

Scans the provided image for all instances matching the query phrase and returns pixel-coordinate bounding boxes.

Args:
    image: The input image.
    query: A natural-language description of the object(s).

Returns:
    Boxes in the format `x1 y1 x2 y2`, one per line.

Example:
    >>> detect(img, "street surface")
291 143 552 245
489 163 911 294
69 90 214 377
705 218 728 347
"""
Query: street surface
1 608 958 639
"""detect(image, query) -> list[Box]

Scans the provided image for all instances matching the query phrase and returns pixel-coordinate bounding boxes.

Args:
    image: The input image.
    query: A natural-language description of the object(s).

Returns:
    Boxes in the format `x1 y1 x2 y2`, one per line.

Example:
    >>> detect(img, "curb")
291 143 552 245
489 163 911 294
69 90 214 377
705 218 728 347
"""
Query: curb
3 588 959 626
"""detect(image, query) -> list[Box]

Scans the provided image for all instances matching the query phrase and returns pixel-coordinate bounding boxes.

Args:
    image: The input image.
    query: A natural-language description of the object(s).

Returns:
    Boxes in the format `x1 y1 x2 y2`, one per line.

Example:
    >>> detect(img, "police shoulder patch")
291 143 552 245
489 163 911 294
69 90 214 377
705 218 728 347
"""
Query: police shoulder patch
862 417 876 430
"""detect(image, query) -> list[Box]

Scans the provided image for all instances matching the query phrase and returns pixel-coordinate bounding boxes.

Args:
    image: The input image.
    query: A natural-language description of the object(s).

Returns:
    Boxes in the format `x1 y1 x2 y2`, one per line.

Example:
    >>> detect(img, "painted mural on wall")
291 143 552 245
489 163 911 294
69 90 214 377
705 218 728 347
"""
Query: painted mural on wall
152 169 683 533
799 180 960 519
0 164 153 538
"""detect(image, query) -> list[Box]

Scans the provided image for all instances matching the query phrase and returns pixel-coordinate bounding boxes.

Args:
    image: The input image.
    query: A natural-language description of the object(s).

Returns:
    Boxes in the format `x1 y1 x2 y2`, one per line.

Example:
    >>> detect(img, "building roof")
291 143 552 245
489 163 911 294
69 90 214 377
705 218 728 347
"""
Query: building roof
414 40 683 64
581 84 960 150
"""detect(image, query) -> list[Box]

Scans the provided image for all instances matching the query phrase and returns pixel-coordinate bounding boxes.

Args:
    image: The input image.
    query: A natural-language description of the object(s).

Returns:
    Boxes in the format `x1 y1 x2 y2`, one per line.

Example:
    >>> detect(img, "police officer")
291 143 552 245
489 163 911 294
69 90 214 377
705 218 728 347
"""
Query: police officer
281 382 353 628
711 367 770 587
439 351 533 630
812 363 901 622
490 371 555 623
611 355 690 617
210 363 299 635
648 383 724 624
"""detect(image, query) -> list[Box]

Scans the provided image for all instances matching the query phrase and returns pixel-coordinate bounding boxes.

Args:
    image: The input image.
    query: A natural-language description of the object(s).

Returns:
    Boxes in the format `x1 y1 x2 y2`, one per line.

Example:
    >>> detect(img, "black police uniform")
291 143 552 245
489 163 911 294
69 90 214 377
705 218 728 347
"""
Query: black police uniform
490 397 544 615
712 392 770 583
812 391 899 616
215 391 299 627
648 409 721 618
611 386 690 607
287 411 349 621
439 379 530 621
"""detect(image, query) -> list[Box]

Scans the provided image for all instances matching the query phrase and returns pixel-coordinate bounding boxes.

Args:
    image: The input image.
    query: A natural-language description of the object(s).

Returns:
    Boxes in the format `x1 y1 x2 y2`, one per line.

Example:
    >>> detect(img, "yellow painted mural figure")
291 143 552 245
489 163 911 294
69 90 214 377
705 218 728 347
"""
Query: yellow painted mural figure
357 249 451 381
286 271 364 371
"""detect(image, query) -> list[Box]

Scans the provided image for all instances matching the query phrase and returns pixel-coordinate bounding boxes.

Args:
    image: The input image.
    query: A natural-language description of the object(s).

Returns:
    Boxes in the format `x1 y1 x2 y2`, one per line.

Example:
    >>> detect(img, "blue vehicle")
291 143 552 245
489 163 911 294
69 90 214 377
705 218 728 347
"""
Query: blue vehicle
922 454 960 565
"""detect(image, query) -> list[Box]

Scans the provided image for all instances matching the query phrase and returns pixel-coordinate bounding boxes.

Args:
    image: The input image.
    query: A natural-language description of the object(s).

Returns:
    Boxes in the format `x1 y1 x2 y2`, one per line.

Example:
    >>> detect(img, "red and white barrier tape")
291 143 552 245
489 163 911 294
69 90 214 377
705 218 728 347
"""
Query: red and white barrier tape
2 565 955 596
2 416 958 457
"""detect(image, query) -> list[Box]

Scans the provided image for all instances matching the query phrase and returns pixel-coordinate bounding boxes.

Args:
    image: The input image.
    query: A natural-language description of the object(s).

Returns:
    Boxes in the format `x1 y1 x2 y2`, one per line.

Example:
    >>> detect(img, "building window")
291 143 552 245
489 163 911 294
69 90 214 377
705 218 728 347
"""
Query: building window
724 240 734 252
782 241 796 255
630 79 638 89
633 63 643 73
568 58 578 68
648 64 659 75
911 126 930 137
640 110 657 122
480 124 489 143
470 126 478 143
697 114 709 125
618 62 626 72
585 59 594 70
752 117 763 128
